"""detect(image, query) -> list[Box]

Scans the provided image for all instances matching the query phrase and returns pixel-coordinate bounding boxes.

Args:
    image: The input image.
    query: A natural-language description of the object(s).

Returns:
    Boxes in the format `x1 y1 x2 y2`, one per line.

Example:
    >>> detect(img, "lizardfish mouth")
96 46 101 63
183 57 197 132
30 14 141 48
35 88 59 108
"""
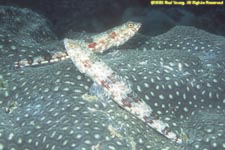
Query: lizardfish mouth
133 22 142 32
136 23 142 31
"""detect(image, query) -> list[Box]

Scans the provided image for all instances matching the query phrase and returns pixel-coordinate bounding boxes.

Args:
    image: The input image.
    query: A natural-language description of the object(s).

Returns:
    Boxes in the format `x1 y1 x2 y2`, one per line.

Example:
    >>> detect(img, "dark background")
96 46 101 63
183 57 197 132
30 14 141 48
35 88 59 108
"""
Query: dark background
1 0 225 37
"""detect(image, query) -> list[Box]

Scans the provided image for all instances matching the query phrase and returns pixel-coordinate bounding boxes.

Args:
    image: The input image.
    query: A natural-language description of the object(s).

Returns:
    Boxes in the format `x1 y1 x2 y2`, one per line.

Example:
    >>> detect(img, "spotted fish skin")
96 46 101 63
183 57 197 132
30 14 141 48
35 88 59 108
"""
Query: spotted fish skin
64 38 183 144
14 21 141 68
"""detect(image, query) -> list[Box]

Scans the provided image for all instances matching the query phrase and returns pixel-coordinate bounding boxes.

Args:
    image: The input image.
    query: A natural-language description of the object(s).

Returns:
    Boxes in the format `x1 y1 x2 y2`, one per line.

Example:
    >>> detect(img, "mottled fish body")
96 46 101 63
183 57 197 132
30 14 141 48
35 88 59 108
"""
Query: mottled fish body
64 38 183 144
14 21 141 68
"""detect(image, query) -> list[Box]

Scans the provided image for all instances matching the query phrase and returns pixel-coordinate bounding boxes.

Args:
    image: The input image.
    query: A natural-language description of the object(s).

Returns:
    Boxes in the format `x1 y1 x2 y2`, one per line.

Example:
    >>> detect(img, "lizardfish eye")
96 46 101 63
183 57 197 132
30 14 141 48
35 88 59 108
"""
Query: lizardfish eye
127 23 134 28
